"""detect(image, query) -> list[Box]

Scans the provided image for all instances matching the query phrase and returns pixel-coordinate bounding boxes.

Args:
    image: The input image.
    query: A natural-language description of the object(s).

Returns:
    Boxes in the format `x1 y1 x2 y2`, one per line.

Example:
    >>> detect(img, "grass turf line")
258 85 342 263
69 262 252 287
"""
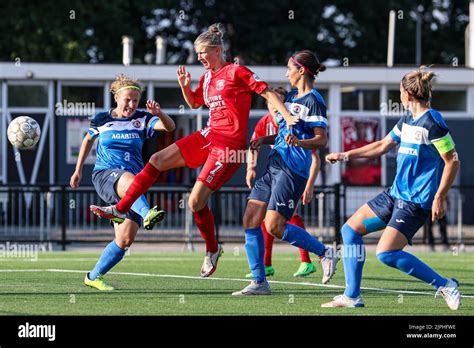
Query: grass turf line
0 251 472 315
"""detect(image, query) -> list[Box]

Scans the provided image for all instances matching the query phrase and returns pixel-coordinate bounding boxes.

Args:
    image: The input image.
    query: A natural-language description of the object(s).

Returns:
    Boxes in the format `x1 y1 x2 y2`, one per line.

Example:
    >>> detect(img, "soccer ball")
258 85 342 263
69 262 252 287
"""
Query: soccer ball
7 116 41 149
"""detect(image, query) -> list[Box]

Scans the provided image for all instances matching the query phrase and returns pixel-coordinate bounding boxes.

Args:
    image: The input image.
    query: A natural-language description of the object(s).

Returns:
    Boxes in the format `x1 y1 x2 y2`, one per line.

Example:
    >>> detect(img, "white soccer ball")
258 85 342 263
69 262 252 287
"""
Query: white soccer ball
7 116 41 149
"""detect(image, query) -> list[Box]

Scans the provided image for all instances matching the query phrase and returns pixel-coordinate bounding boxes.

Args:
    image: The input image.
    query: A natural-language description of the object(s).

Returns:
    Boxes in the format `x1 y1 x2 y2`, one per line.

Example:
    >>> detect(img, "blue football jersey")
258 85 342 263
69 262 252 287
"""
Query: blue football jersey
88 109 160 175
389 109 455 209
271 88 328 178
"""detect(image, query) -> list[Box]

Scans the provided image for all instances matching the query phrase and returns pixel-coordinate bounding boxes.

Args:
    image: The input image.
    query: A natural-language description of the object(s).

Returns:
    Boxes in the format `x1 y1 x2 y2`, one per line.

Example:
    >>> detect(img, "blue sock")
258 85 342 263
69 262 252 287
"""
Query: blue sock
341 224 365 298
377 250 448 288
130 194 150 220
89 240 126 280
244 228 265 282
281 223 326 257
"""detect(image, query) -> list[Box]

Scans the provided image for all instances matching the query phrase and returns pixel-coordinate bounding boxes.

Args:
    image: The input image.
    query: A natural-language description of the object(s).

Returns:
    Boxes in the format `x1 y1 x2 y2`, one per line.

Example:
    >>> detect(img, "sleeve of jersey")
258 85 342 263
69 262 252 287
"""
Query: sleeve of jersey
251 118 266 141
146 113 161 138
87 114 100 139
301 103 328 129
389 118 404 143
429 123 455 154
193 76 205 107
235 66 268 94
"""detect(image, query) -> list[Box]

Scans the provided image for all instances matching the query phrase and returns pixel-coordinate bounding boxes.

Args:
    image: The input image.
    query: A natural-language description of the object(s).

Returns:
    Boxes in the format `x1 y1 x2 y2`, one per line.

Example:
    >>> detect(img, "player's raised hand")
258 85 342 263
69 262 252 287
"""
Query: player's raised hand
70 171 81 189
250 137 264 151
146 100 161 115
177 65 191 88
325 152 348 164
285 134 300 146
284 115 300 128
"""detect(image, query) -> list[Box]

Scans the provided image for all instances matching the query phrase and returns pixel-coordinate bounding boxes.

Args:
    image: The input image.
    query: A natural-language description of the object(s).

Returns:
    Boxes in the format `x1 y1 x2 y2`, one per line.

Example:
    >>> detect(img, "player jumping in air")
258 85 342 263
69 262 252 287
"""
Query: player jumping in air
245 87 320 278
233 50 339 296
70 74 175 290
322 66 461 309
90 23 296 278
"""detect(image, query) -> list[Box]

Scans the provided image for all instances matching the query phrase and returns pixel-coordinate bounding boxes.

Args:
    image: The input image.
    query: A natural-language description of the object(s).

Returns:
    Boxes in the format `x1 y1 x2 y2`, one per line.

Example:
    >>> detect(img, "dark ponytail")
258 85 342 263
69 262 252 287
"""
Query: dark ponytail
291 50 326 80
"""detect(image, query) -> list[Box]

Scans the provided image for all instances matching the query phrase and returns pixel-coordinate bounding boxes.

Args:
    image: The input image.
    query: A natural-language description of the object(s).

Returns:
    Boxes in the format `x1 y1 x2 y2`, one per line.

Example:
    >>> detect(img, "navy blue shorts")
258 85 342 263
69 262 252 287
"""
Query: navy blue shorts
248 152 307 220
367 189 430 245
91 168 142 226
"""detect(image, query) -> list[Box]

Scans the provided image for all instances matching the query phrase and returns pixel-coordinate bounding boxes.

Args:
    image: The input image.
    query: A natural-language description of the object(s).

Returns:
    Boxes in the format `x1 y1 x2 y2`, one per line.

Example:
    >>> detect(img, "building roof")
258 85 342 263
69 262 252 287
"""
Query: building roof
1 62 473 85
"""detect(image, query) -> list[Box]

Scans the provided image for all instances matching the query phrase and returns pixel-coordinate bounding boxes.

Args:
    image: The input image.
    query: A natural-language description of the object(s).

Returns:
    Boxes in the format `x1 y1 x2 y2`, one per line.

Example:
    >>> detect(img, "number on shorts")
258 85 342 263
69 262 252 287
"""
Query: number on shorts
210 161 223 175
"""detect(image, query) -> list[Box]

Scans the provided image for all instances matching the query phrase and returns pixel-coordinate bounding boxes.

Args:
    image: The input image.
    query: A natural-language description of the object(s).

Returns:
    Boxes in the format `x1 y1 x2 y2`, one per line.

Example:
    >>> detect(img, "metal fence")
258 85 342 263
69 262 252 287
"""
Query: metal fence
0 184 472 249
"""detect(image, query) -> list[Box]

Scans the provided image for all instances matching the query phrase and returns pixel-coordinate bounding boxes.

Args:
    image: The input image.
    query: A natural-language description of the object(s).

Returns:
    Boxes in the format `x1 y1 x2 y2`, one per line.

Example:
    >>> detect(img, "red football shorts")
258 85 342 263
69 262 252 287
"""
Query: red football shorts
175 131 241 191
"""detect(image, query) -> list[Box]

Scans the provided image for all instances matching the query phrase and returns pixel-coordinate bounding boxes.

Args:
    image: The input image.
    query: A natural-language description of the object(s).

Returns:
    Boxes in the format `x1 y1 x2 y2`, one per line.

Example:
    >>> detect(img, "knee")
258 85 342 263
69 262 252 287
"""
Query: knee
265 219 284 239
149 152 162 170
188 197 204 213
376 250 398 267
243 209 261 229
243 211 254 229
116 236 134 249
115 224 137 249
341 223 363 243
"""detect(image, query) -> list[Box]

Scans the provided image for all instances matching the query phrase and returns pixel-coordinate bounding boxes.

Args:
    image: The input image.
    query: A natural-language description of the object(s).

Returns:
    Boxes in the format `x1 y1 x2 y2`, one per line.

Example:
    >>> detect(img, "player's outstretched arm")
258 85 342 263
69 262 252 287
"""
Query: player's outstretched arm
260 88 298 127
177 65 200 109
146 100 176 132
70 133 96 189
326 133 397 164
250 135 277 150
286 127 327 150
432 149 460 221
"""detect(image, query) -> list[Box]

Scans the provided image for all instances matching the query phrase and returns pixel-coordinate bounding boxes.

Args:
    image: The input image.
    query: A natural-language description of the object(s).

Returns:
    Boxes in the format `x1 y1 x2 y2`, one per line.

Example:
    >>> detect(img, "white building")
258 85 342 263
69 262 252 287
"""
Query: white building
1 62 472 188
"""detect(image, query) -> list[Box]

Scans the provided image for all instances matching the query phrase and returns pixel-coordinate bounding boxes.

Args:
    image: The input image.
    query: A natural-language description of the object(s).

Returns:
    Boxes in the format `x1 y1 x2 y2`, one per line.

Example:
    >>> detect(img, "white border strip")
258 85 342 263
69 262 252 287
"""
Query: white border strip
1 268 473 299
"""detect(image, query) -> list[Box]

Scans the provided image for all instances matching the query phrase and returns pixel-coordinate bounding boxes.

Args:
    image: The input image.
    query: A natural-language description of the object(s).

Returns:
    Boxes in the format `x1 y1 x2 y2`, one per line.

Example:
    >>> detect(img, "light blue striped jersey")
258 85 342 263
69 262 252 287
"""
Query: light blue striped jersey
271 88 327 178
88 109 160 175
389 109 455 209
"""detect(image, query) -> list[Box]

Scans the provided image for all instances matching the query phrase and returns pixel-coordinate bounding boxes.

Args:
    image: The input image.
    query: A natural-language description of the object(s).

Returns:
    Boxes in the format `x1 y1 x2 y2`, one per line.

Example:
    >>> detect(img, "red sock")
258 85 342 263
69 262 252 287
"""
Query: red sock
194 206 218 253
288 214 312 263
115 162 160 213
262 221 274 266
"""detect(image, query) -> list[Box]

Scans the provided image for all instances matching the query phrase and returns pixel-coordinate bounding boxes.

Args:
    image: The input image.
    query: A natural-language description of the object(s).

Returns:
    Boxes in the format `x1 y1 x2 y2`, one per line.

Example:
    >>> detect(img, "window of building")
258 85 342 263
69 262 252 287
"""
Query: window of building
8 85 48 107
431 90 467 112
154 87 186 109
387 89 467 113
342 87 380 111
61 86 104 107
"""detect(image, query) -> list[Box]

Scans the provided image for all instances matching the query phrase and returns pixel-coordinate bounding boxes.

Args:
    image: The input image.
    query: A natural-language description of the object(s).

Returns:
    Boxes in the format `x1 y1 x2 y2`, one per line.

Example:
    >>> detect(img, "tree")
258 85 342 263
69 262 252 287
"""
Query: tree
0 0 469 66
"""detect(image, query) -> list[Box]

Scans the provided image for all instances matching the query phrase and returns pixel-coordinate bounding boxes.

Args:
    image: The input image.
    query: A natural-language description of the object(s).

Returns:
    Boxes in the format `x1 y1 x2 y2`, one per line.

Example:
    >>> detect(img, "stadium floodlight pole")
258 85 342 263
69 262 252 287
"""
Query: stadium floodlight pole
415 5 423 66
155 36 167 65
122 36 134 66
468 0 474 68
387 10 396 67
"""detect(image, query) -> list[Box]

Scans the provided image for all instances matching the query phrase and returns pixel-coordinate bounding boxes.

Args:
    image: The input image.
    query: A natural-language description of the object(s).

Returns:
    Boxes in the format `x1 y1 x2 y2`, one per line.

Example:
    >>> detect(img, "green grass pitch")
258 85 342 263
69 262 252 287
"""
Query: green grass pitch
0 249 473 315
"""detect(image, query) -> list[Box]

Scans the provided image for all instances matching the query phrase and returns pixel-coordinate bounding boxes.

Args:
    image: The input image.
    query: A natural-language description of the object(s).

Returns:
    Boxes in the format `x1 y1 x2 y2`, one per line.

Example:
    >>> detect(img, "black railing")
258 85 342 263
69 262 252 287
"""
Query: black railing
0 184 472 249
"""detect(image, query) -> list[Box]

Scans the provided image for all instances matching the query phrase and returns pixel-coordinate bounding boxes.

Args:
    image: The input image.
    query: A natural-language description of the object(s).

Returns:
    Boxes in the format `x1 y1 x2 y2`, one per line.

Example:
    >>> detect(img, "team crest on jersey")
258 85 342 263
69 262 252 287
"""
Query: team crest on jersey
132 120 141 128
216 79 225 90
415 130 422 141
292 104 302 114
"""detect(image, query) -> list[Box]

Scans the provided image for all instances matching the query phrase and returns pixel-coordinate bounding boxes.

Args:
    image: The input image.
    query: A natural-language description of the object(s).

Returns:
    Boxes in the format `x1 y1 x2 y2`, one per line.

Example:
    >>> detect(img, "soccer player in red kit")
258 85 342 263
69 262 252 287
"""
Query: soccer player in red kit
246 87 319 278
90 23 296 278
